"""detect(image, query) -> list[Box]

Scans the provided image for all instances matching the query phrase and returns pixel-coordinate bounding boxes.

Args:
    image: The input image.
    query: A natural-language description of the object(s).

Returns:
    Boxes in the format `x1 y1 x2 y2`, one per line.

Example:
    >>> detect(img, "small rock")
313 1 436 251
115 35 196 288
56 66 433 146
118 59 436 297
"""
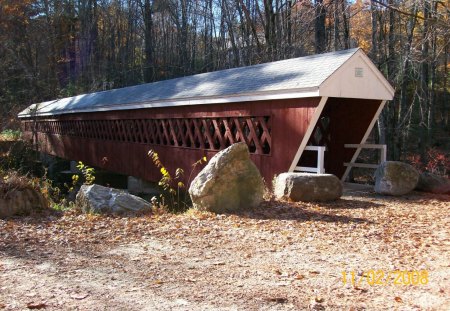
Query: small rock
374 161 419 196
274 173 342 202
415 172 450 194
188 143 264 213
76 184 151 214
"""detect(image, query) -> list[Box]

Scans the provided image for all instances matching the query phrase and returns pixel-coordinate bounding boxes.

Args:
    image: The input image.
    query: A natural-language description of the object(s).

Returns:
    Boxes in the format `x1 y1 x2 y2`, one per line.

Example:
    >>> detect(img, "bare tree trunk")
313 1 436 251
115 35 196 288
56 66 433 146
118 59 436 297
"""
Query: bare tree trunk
286 0 293 55
387 0 400 160
333 0 340 51
143 0 154 82
443 26 449 129
421 0 431 150
370 1 378 61
263 0 277 61
341 0 349 49
237 0 262 58
398 3 418 159
314 0 326 53
223 0 240 67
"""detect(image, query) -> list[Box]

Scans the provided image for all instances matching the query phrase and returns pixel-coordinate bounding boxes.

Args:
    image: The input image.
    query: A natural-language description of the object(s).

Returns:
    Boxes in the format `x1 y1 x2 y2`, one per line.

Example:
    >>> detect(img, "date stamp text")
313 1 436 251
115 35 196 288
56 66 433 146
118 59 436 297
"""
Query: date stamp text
342 270 429 286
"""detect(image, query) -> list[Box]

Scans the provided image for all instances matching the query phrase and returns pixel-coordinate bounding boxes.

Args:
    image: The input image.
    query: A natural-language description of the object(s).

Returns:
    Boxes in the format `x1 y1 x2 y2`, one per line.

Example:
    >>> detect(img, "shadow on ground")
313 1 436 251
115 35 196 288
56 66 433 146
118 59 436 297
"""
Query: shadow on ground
233 199 379 224
318 198 385 210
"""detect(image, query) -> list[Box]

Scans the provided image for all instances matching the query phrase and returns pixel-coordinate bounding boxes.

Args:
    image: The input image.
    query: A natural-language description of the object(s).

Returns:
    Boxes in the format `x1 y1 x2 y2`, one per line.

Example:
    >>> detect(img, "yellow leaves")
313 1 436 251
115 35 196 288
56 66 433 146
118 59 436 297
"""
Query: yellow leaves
148 149 191 209
75 161 95 185
175 168 184 179
148 149 163 168
349 2 372 52
192 155 208 167
160 167 168 177
2 1 32 19
72 174 79 183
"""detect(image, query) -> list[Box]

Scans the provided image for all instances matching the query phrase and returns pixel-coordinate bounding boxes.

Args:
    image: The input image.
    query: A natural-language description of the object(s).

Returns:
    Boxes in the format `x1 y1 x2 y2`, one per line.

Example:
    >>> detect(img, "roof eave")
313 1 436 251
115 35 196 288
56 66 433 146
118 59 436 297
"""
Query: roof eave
18 87 321 118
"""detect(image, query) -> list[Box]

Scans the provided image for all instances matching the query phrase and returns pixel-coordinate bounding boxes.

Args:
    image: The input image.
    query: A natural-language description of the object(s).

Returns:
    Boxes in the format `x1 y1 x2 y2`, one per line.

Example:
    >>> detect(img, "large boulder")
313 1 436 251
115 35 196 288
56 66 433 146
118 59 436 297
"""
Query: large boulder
274 173 342 202
415 172 450 194
374 161 419 196
76 184 151 214
0 188 48 218
188 143 264 213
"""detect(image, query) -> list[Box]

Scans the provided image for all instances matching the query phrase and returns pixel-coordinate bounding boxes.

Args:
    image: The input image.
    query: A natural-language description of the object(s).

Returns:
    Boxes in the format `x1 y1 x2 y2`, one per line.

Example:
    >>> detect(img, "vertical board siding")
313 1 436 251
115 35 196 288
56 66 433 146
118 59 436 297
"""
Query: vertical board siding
297 97 382 178
323 98 381 178
22 98 320 184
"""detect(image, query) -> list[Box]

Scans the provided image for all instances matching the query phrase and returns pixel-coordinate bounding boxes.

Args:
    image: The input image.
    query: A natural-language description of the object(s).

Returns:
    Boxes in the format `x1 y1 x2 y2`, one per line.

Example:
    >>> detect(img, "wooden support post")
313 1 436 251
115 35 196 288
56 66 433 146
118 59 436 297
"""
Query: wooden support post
342 143 387 177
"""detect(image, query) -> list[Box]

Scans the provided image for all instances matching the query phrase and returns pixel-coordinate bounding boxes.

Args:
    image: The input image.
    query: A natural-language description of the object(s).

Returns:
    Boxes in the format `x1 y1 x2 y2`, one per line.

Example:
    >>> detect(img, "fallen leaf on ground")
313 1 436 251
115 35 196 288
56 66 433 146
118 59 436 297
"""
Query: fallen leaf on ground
353 286 368 293
315 296 324 303
394 296 403 303
70 293 89 300
294 274 305 280
26 302 47 309
267 297 288 303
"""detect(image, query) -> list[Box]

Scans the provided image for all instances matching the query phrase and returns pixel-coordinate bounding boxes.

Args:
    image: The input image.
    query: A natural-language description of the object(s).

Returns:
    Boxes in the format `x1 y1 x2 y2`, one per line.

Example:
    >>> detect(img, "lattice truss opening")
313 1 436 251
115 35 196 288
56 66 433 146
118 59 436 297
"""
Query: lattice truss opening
310 116 330 148
24 116 272 155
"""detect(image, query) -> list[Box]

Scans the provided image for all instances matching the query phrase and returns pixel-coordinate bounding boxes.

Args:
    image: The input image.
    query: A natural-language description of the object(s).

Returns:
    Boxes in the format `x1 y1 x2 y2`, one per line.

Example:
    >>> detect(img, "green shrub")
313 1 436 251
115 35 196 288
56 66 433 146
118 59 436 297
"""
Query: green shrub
0 129 21 141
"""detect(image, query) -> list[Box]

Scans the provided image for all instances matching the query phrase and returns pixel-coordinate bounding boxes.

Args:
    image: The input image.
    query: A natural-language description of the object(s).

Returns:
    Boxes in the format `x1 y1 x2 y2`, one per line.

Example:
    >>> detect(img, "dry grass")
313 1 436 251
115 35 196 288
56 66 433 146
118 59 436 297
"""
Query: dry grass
0 171 36 199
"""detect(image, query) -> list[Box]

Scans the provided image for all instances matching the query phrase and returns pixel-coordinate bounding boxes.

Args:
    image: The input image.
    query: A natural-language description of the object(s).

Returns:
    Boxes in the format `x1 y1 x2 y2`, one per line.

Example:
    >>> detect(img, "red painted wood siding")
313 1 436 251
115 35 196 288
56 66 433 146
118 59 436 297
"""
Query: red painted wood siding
22 98 320 184
298 97 382 178
323 98 382 178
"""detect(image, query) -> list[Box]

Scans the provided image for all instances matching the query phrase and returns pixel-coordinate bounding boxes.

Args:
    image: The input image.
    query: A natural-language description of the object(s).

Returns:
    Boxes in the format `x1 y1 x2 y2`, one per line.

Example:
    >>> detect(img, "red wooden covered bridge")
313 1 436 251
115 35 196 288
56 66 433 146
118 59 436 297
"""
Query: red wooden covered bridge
19 48 394 184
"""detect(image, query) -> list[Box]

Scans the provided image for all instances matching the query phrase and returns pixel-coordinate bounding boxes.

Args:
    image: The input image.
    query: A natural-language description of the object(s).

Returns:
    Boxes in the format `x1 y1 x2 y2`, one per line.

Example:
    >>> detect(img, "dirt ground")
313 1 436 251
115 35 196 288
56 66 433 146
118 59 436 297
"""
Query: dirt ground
0 187 449 310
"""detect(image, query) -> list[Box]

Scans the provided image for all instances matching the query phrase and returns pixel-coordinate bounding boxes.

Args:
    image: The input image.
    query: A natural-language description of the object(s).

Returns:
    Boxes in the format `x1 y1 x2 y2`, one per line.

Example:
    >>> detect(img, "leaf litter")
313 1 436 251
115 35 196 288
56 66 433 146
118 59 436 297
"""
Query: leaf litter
0 191 448 310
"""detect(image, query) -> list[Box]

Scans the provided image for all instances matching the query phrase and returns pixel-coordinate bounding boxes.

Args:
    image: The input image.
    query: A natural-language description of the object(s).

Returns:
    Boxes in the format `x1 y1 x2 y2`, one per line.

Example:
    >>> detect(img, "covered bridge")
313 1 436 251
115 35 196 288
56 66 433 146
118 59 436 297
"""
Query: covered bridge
19 48 394 184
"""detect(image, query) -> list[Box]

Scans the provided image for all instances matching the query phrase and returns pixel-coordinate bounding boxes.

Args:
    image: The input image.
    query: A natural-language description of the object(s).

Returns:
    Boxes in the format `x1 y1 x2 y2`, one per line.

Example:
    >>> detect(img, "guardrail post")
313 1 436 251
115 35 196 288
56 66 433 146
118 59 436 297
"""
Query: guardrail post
294 145 326 174
342 144 387 181
381 145 387 163
317 146 325 174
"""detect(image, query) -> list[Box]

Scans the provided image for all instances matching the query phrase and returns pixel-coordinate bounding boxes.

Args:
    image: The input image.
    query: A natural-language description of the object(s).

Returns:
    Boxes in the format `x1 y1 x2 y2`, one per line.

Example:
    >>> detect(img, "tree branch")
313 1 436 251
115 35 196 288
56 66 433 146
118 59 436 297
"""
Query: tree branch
372 0 425 20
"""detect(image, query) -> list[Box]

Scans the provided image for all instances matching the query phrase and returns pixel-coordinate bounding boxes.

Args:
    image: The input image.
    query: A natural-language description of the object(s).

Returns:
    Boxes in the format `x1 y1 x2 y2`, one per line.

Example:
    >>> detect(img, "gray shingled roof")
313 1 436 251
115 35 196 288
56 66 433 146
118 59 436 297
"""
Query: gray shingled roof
19 48 359 117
